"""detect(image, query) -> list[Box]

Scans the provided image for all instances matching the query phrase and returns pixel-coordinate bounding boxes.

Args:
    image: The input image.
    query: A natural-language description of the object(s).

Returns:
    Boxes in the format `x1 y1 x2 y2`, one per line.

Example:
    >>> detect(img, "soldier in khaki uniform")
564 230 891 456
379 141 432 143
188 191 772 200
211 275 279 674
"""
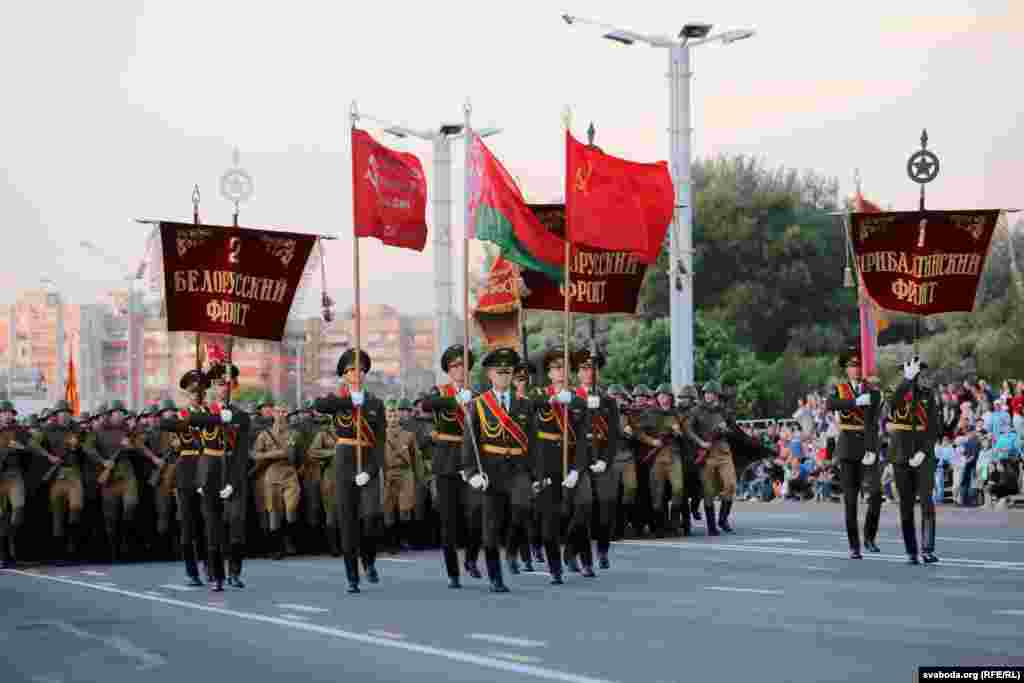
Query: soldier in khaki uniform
289 400 323 550
95 400 151 561
306 407 340 556
1 401 50 567
37 400 103 561
251 399 303 560
381 398 422 552
149 400 182 559
648 384 688 538
686 381 738 535
606 385 638 540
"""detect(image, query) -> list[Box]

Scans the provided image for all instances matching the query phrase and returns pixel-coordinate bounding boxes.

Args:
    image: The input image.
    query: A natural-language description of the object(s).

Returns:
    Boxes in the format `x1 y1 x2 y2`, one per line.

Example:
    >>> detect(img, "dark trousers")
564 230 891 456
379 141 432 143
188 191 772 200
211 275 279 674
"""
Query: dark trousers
176 488 203 579
894 460 936 556
337 481 379 564
436 474 481 577
838 460 882 550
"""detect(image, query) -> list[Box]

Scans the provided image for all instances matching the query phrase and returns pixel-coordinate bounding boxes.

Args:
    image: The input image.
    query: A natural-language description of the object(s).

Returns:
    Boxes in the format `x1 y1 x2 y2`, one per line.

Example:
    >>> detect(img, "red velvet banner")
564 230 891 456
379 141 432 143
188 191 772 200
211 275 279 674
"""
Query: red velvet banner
848 210 1002 316
159 222 317 341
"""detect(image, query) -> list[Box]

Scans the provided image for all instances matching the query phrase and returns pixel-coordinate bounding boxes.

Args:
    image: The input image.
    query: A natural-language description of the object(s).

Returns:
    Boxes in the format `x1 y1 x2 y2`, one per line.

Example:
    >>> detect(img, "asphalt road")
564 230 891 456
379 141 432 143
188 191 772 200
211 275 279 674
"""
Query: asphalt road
3 501 1023 683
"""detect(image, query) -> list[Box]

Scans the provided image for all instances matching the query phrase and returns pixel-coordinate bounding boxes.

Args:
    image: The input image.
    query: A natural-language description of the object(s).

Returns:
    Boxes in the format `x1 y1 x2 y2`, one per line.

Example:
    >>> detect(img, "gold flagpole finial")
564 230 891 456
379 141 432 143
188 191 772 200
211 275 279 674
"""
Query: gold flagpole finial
562 106 573 131
853 168 862 195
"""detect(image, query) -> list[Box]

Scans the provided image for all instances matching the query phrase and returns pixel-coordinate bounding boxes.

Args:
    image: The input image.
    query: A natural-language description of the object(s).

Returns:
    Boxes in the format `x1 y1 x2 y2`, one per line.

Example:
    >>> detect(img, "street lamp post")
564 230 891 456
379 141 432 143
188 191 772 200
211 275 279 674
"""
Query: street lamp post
352 107 501 383
561 14 755 392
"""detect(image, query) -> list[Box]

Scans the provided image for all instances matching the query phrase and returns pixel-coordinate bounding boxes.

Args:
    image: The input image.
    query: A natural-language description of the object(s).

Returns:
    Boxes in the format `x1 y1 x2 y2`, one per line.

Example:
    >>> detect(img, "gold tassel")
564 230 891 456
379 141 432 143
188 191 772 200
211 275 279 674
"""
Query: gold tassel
843 266 855 288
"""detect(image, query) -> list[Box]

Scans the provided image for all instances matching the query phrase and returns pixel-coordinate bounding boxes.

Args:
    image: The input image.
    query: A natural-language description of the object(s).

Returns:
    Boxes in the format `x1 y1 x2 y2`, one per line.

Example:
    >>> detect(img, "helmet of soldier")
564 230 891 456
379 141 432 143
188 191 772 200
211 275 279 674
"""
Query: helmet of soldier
655 383 673 397
0 400 16 415
702 381 722 396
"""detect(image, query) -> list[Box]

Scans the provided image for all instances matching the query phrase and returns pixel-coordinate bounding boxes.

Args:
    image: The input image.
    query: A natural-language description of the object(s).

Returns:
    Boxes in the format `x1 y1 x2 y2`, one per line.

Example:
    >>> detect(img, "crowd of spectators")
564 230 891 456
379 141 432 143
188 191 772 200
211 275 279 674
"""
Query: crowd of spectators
735 379 1024 509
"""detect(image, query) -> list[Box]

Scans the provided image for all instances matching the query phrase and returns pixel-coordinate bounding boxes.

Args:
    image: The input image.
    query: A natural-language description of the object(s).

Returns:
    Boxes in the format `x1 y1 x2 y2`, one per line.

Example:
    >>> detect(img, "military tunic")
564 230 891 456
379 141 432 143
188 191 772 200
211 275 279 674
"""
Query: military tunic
251 417 302 529
687 403 738 501
0 425 47 561
382 425 421 526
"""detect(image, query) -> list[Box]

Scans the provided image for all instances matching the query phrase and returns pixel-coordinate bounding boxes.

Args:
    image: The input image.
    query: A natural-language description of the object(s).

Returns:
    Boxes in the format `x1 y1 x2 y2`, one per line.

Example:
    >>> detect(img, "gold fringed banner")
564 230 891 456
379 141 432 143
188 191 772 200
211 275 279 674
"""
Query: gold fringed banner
472 255 526 350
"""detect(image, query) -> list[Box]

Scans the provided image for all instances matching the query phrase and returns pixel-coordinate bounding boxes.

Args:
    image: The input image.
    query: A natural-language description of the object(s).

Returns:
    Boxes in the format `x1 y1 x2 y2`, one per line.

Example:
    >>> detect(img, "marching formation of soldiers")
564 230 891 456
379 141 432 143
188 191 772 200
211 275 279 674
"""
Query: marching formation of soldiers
0 342 763 594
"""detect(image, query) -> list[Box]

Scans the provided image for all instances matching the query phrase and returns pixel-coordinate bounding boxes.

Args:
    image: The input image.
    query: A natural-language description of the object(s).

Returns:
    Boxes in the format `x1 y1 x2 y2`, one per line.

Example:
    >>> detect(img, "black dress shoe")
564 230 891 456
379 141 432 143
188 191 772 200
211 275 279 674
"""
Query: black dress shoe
347 582 360 594
907 555 920 565
598 553 610 570
228 576 245 588
187 575 204 587
720 521 734 534
522 561 535 573
366 566 380 583
849 549 863 560
448 577 461 589
465 560 482 579
922 552 939 564
507 558 520 575
565 556 580 573
211 581 224 592
581 565 596 578
864 541 881 553
490 581 510 593
550 574 564 585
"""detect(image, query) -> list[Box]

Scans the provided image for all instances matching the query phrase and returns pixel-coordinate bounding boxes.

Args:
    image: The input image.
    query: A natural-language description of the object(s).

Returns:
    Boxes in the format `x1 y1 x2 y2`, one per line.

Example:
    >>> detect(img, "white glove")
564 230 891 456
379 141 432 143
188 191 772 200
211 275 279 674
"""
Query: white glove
469 473 489 491
563 469 579 489
355 472 370 487
197 487 204 495
459 470 468 483
219 484 234 499
556 390 572 404
861 451 877 466
351 391 365 407
456 389 472 405
909 451 926 468
903 359 920 381
855 394 872 407
590 460 607 474
220 409 233 424
587 395 601 410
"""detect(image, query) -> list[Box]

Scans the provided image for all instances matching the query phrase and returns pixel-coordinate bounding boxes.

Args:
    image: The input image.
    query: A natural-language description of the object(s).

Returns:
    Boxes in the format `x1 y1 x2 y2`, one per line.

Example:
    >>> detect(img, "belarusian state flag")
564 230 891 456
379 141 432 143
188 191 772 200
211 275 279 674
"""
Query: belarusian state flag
466 133 564 281
565 131 673 264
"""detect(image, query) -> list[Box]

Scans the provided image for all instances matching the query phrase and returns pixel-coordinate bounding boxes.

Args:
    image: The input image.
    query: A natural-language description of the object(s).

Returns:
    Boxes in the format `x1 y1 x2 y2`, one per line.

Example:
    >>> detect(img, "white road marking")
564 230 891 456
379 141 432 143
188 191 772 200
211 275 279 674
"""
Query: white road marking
488 651 544 664
9 571 621 683
803 566 838 572
469 633 549 648
741 537 807 544
279 614 310 621
618 540 1024 571
143 591 164 597
704 586 784 595
993 609 1024 616
79 570 108 577
39 620 166 670
96 582 117 587
935 574 968 580
375 557 418 563
158 584 200 591
276 604 329 613
368 630 406 639
749 526 1024 546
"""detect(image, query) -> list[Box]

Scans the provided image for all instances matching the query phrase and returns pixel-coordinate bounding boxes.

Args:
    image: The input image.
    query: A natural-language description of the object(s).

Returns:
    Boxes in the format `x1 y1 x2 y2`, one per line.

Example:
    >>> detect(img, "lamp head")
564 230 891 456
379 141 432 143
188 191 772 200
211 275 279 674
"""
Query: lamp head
561 13 574 25
383 127 407 139
603 31 635 45
439 123 464 136
680 23 713 39
721 29 755 44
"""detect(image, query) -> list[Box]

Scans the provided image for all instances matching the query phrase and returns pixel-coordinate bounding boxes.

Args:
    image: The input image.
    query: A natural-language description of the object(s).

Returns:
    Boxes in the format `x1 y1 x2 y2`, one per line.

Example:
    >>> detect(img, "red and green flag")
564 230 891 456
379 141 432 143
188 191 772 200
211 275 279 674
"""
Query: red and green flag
466 133 564 280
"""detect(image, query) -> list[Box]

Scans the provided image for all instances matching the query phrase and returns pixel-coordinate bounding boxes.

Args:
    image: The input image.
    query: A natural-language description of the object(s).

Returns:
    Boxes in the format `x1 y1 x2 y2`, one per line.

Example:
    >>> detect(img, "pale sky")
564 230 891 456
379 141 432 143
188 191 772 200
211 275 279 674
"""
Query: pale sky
3 0 1021 315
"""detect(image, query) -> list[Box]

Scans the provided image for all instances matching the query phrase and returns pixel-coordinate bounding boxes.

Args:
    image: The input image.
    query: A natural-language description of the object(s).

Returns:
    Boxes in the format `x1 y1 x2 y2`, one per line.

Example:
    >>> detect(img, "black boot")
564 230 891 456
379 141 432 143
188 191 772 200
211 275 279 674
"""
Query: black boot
704 503 719 536
326 527 341 557
344 554 360 593
545 540 563 584
228 544 245 587
597 549 610 569
485 548 509 593
921 517 938 563
563 545 580 573
283 525 297 557
0 535 11 569
718 499 734 534
363 554 380 584
464 556 482 580
506 553 520 575
531 544 544 564
443 546 460 587
691 499 702 521
271 530 285 560
864 540 881 553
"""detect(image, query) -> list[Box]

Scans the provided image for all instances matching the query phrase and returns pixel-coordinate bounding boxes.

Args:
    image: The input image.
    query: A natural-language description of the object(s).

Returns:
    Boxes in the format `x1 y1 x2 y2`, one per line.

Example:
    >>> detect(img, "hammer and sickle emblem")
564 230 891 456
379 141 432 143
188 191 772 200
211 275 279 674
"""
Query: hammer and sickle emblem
574 161 593 195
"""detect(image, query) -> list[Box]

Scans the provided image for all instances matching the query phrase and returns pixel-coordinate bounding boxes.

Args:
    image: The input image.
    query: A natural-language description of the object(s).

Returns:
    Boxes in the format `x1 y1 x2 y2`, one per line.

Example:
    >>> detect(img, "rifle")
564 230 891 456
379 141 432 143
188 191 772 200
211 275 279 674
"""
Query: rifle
41 425 85 483
146 431 180 488
97 423 145 486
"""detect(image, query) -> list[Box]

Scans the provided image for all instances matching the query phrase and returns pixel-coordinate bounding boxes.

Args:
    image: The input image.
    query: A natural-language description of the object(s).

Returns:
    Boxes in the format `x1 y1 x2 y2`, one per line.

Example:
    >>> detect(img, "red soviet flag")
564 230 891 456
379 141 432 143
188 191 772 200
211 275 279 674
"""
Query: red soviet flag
351 128 428 251
565 131 674 264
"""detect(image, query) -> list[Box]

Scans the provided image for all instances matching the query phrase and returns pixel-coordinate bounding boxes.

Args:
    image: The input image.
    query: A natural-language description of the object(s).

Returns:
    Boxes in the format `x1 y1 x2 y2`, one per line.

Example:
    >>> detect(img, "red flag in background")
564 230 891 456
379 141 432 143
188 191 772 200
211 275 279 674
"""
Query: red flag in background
565 131 674 264
351 128 428 251
64 353 80 416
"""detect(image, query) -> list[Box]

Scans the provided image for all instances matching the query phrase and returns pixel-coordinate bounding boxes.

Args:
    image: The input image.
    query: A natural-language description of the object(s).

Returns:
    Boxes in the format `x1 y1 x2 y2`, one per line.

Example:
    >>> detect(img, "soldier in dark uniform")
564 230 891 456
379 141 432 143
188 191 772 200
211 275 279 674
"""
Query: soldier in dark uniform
887 357 941 565
686 382 738 535
826 347 883 559
314 349 386 594
0 401 50 567
420 344 482 588
527 348 587 582
509 359 538 572
462 347 534 593
574 349 620 569
409 396 437 550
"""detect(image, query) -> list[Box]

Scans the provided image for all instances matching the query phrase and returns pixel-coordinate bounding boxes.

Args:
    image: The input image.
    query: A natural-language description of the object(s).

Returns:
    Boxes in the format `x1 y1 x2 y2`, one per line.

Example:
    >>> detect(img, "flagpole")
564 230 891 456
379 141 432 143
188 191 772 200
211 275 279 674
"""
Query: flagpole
562 239 570 481
192 185 203 373
463 101 472 385
351 102 363 474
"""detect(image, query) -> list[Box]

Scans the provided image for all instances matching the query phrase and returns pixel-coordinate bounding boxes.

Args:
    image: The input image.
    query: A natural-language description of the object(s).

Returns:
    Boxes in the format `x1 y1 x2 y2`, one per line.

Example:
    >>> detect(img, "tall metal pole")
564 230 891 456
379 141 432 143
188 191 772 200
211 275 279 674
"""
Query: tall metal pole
433 136 455 383
55 290 65 402
7 304 15 401
295 339 303 408
127 280 137 410
669 44 695 392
